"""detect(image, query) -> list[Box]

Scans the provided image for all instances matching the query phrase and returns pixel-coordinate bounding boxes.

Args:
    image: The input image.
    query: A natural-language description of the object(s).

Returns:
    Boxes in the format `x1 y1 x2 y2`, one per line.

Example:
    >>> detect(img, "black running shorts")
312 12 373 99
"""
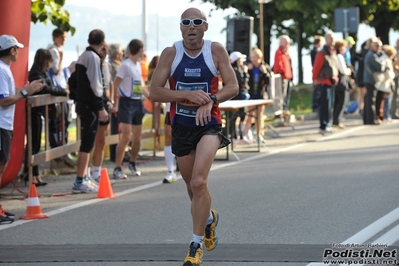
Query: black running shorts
0 128 13 163
117 97 145 125
76 103 99 153
171 124 230 157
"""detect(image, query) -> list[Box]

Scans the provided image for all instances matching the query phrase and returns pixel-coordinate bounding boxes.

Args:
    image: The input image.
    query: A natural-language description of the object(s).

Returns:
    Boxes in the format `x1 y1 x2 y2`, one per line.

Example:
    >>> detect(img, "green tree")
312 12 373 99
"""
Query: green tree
31 0 75 35
196 0 399 83
358 0 399 44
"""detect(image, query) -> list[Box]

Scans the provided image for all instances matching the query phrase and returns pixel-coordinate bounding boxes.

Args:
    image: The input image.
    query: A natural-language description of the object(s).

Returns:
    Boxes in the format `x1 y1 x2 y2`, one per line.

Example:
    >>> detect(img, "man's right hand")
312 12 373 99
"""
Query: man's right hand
25 79 45 95
186 90 211 106
99 108 108 122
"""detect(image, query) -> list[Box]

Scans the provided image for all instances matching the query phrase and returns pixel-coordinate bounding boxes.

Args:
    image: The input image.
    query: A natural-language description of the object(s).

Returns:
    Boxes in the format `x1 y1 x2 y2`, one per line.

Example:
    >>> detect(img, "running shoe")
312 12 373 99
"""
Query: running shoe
72 180 98 194
204 209 219 251
163 172 177 184
183 242 203 266
128 163 141 176
113 168 127 179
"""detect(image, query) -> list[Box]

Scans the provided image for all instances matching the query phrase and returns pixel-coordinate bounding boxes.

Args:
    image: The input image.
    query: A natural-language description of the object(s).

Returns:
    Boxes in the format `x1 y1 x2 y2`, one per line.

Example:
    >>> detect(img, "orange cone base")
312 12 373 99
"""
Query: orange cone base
96 168 117 199
20 206 48 220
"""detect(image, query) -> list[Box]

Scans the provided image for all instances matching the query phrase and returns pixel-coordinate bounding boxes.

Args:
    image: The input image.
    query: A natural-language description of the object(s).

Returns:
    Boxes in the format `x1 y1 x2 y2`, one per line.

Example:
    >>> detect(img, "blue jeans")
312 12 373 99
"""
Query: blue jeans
316 84 334 129
384 95 392 120
312 84 320 112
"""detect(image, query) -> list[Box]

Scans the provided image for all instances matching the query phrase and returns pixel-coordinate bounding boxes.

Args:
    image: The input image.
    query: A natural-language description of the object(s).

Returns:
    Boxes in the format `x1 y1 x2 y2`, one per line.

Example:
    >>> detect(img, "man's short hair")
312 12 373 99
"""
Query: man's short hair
127 39 144 56
88 29 105 45
52 28 65 38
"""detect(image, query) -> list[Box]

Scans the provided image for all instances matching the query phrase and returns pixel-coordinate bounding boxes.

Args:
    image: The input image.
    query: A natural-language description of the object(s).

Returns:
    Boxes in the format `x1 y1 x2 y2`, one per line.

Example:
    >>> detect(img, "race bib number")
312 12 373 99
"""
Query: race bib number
132 80 143 97
175 81 208 117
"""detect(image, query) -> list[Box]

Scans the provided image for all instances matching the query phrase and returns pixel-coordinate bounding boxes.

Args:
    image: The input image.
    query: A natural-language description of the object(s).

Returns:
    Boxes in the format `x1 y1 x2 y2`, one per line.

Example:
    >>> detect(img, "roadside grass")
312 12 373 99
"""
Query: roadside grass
289 84 313 115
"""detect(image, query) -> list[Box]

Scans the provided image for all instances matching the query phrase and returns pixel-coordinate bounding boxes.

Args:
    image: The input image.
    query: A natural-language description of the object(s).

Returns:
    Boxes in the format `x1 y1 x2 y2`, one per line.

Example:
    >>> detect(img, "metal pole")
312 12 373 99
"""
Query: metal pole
142 0 148 50
343 9 349 39
259 1 264 55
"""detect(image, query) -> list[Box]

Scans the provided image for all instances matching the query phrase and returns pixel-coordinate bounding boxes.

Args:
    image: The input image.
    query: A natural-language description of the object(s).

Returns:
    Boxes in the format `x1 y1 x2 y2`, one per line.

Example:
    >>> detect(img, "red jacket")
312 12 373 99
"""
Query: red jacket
273 46 293 80
312 46 337 86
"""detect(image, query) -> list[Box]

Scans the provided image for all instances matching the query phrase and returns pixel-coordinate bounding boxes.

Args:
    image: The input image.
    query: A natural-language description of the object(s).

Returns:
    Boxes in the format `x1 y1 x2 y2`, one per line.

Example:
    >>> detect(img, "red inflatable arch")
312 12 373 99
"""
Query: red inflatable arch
0 0 31 188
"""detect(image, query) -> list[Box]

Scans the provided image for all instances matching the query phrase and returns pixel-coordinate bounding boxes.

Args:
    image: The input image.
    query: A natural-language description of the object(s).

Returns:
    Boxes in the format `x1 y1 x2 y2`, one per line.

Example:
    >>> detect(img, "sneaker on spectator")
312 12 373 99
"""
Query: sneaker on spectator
319 127 334 135
113 168 127 180
85 176 99 189
183 242 203 266
93 177 116 186
128 163 141 176
0 213 14 225
332 123 345 129
163 172 177 184
72 180 98 194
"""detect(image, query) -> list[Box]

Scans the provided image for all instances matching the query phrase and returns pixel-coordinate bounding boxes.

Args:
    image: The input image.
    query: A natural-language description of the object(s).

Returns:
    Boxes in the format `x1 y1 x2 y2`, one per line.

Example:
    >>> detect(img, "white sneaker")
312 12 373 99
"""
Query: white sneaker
258 135 266 143
93 177 116 186
72 180 98 194
85 177 99 189
163 172 177 183
128 164 141 176
113 168 127 179
319 127 334 135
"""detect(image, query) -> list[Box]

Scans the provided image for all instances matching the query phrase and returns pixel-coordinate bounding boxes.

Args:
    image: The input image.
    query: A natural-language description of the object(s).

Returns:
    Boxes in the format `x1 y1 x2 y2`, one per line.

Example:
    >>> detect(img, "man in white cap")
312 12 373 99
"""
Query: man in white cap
0 34 44 224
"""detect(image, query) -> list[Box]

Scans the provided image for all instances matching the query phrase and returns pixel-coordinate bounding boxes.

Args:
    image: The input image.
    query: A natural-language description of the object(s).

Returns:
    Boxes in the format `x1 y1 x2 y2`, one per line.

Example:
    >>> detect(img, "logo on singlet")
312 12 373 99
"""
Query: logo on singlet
184 68 201 77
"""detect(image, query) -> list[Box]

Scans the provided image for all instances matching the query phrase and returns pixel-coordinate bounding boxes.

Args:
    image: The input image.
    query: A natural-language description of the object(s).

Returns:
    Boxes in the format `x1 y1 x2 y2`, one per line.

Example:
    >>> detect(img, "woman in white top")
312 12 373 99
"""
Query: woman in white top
377 45 396 122
333 39 352 128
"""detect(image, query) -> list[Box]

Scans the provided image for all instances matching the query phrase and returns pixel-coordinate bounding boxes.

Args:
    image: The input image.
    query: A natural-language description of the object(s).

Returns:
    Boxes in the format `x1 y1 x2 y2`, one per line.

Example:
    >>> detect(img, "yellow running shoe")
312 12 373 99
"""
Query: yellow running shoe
183 242 203 266
204 209 219 251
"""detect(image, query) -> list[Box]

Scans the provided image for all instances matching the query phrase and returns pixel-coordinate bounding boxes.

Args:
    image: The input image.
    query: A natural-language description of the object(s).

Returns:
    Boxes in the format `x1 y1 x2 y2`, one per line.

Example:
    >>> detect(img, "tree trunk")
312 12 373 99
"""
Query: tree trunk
374 23 391 45
296 21 304 84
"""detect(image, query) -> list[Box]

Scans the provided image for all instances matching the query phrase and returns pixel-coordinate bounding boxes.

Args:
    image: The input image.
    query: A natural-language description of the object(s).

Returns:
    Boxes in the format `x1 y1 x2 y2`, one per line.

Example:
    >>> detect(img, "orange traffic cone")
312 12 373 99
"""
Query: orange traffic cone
20 184 48 220
97 168 117 198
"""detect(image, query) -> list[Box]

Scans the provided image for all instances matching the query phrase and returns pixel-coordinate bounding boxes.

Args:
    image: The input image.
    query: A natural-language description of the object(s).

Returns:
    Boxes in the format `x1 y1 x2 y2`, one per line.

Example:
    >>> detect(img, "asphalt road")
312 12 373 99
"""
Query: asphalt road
0 118 398 266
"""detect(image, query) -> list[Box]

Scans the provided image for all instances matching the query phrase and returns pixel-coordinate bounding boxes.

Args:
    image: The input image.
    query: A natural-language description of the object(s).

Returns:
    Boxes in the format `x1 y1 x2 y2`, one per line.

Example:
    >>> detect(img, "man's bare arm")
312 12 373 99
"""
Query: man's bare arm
211 42 239 102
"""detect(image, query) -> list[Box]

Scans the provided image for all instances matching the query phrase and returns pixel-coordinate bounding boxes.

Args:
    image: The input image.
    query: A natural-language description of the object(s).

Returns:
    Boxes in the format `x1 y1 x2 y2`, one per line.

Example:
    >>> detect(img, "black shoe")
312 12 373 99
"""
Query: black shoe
0 214 14 225
0 205 15 219
33 181 48 187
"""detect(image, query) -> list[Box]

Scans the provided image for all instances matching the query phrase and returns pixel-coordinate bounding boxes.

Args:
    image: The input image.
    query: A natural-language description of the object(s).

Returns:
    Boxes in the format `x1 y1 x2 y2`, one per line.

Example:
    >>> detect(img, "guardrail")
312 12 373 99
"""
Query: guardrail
25 95 161 184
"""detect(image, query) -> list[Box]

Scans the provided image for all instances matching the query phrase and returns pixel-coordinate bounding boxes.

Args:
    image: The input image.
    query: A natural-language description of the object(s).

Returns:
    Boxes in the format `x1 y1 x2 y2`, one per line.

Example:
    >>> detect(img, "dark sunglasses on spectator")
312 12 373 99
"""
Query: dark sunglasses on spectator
180 18 207 27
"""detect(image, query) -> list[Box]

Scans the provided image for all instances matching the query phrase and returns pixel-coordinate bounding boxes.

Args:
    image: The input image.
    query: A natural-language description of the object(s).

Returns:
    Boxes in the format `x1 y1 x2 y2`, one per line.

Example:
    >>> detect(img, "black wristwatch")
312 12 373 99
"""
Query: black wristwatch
210 94 217 104
20 89 28 98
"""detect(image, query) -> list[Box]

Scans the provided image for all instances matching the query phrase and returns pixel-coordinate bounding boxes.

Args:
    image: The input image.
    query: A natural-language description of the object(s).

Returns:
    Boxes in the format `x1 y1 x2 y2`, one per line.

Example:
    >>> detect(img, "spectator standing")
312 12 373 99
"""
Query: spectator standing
229 51 249 142
310 35 324 112
141 52 149 85
72 29 110 193
363 38 386 125
344 36 356 66
0 35 44 223
353 39 371 116
112 39 149 179
47 28 75 167
392 38 399 119
377 45 396 123
22 49 69 186
89 44 116 182
108 43 124 162
243 48 270 143
333 39 352 128
273 35 293 116
150 8 238 265
312 31 339 134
